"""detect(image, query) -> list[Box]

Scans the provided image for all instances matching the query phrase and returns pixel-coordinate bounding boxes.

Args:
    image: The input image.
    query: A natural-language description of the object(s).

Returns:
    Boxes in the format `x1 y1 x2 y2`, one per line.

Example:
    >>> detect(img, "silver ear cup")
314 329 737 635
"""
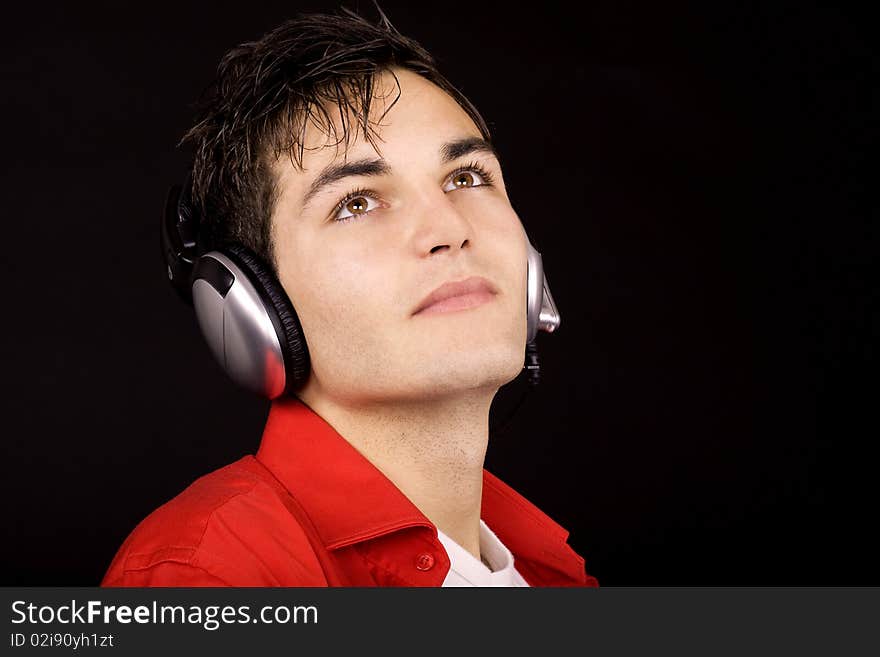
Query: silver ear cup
526 240 561 342
538 273 560 334
191 252 287 398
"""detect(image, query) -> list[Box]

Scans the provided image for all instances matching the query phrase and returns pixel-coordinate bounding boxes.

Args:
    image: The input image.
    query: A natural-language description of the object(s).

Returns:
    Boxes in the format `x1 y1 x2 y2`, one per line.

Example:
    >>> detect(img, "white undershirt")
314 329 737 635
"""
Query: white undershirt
436 519 530 587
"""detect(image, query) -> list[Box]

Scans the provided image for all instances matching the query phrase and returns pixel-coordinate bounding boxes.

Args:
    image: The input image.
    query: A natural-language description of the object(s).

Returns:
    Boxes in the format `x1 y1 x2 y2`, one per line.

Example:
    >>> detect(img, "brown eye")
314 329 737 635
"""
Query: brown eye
346 197 369 214
452 171 476 188
442 166 491 193
333 192 381 223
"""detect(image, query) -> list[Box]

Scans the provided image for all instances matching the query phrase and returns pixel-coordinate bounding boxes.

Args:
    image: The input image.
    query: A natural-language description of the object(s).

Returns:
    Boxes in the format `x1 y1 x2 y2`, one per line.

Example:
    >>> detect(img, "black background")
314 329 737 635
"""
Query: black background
1 1 876 585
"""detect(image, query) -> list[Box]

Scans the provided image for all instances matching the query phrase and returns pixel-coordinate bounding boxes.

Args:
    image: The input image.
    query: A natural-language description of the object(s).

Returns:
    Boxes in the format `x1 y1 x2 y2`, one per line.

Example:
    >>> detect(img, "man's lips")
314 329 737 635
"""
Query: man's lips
412 276 498 316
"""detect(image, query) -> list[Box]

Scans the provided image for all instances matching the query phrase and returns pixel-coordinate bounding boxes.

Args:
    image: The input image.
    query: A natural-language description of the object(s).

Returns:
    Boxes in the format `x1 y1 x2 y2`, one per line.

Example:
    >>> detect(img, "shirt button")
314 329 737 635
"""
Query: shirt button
415 552 435 571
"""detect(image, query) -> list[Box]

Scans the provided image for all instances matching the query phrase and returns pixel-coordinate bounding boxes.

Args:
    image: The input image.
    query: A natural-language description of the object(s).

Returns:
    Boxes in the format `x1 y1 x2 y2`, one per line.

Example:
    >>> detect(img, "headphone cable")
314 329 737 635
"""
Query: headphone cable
488 341 540 437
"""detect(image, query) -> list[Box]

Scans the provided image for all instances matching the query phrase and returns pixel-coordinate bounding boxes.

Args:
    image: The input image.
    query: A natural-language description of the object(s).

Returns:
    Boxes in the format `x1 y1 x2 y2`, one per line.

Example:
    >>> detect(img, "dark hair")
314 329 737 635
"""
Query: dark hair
181 3 492 275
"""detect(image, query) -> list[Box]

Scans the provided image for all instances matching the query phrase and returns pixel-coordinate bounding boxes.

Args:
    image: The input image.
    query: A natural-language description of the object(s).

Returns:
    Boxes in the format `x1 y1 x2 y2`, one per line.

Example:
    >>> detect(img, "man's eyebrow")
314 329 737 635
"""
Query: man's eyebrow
439 136 498 164
301 158 391 212
301 136 499 212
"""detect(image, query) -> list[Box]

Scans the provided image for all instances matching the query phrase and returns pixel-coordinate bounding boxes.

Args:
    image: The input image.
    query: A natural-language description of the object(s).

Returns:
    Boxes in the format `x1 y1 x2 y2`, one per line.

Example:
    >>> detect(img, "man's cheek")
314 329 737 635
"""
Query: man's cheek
306 285 384 343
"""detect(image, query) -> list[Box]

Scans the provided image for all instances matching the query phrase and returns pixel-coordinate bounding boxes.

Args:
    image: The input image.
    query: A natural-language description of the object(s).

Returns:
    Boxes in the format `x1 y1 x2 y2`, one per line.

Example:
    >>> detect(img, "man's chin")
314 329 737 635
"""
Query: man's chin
409 353 523 395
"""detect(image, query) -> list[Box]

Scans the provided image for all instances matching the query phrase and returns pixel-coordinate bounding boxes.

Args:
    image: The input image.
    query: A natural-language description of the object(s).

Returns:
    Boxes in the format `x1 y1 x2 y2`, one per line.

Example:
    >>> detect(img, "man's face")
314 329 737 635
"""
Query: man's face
271 67 528 406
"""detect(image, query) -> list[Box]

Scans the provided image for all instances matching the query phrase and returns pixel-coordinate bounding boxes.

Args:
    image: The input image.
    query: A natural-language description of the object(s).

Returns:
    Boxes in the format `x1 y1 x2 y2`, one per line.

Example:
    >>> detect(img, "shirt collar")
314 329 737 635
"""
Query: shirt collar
255 396 588 583
437 519 519 586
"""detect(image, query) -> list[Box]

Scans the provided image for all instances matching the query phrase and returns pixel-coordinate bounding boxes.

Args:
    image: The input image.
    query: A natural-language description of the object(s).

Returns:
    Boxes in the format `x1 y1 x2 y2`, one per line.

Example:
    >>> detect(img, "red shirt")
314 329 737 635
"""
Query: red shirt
102 397 598 587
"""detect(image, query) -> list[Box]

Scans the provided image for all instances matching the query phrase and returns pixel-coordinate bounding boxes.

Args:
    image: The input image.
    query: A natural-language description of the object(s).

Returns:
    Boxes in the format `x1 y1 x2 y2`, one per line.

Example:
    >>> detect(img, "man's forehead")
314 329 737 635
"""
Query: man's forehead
291 68 439 157
298 130 493 172
270 67 495 211
297 71 482 159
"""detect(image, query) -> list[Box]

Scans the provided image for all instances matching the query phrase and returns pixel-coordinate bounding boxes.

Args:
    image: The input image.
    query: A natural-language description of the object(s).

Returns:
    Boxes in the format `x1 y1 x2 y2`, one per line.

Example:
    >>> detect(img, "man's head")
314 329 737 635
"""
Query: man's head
183 6 528 406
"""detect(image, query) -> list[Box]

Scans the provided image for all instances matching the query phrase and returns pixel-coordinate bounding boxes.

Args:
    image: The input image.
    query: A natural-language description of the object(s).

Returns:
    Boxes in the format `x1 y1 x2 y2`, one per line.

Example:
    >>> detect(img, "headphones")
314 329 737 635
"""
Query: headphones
160 172 561 399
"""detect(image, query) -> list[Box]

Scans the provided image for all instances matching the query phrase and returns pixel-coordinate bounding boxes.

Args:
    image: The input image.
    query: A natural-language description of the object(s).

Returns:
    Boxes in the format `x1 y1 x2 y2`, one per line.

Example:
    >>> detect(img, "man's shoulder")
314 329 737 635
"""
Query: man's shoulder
101 456 327 586
113 456 266 553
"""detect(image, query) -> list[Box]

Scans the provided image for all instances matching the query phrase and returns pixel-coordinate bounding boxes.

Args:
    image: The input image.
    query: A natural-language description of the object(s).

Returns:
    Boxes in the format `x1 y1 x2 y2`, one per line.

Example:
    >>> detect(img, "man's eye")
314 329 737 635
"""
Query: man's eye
442 169 489 192
333 192 382 223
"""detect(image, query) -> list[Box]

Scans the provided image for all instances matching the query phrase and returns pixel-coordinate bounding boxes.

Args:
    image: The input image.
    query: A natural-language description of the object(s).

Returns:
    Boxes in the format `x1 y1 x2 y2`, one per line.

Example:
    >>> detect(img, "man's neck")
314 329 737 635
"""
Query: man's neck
297 389 494 562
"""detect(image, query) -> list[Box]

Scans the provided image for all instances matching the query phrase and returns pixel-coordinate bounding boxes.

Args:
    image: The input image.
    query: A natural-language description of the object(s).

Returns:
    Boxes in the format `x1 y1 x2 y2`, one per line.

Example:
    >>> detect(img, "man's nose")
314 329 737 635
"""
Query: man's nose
409 188 476 258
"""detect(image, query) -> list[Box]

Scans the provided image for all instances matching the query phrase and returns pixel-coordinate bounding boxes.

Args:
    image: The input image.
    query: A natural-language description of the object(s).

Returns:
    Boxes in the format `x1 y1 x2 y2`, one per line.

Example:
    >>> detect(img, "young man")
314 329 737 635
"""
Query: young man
102 6 598 587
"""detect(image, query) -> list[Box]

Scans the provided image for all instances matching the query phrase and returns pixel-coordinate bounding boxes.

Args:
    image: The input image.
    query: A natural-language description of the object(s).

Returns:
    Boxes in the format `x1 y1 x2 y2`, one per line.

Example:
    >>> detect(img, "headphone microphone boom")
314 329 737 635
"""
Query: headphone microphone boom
160 175 561 399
